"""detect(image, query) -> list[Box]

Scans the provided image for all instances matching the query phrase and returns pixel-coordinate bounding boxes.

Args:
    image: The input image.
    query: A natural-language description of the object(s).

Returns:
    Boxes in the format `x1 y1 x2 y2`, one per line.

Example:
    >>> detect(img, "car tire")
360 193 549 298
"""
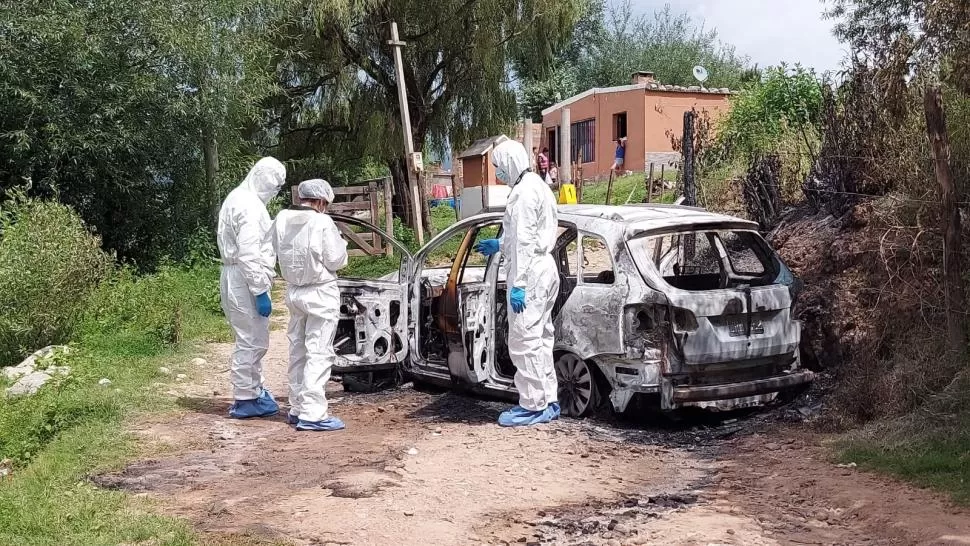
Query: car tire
554 352 599 417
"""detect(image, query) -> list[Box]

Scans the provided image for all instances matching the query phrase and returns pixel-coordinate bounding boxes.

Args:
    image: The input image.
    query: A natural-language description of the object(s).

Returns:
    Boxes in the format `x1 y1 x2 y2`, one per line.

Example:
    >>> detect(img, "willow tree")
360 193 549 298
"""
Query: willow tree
274 0 585 228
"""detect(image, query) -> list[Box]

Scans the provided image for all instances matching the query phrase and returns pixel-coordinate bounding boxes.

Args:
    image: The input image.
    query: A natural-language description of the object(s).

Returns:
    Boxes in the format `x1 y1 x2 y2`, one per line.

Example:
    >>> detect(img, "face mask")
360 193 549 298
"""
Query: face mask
495 166 511 184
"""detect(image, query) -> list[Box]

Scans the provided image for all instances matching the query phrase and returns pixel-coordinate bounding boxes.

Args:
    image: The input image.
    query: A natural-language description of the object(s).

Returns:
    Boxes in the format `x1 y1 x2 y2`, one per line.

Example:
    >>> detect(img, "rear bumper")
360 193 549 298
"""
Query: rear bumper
670 370 815 404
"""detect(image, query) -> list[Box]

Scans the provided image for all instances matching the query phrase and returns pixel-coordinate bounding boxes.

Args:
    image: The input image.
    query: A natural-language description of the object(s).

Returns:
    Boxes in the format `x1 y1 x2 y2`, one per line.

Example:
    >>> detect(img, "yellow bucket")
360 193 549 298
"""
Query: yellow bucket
558 183 577 205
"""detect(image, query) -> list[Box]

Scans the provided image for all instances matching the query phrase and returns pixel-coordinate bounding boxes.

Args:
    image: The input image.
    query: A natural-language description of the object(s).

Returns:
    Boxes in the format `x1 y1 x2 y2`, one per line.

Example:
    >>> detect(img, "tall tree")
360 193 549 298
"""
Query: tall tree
519 1 753 121
0 0 282 266
273 0 585 228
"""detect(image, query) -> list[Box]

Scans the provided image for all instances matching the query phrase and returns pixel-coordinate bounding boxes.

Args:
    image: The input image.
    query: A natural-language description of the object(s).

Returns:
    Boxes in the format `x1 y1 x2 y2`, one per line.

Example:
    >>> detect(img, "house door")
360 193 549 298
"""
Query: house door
548 128 559 166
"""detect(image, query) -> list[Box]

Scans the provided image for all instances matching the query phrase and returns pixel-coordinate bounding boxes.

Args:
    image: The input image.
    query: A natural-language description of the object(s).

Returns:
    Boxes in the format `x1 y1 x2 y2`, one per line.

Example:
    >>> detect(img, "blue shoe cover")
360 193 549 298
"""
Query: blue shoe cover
547 402 561 420
295 416 346 431
228 389 279 419
497 405 554 427
287 413 299 425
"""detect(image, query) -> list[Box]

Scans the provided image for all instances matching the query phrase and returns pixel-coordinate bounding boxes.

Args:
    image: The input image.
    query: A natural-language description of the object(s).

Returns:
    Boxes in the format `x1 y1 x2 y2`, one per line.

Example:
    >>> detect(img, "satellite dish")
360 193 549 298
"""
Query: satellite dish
692 65 709 83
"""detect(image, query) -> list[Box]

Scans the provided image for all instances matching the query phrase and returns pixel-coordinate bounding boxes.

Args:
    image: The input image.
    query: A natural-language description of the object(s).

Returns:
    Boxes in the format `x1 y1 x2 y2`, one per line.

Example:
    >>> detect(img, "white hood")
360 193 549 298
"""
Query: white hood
240 157 286 204
491 140 532 188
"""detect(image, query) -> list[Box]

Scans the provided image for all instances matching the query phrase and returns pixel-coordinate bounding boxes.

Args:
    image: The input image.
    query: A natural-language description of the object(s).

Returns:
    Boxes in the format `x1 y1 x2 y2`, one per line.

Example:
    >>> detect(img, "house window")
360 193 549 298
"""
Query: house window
570 119 595 164
613 112 627 140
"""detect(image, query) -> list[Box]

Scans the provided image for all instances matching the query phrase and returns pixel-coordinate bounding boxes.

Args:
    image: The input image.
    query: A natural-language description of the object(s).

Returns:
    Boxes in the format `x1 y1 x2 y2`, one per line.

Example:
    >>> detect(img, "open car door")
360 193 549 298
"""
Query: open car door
452 227 499 384
329 214 413 374
411 216 502 385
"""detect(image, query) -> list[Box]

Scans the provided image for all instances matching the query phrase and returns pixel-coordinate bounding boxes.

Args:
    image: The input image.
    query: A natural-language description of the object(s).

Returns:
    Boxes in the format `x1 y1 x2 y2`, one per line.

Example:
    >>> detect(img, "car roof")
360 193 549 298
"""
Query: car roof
557 204 758 237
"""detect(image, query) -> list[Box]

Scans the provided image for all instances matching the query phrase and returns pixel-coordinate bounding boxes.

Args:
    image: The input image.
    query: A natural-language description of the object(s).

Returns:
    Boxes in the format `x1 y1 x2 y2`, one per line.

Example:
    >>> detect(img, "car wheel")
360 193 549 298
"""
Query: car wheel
555 353 598 417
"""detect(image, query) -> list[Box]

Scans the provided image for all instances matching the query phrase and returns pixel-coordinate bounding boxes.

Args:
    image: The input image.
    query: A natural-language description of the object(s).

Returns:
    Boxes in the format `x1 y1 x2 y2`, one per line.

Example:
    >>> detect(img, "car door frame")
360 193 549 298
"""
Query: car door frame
408 213 504 384
329 214 413 374
552 228 628 359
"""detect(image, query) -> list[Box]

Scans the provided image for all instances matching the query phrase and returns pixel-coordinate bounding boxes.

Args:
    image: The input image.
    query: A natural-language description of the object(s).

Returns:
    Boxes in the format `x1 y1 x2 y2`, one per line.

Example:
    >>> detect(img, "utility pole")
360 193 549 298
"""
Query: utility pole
388 21 425 245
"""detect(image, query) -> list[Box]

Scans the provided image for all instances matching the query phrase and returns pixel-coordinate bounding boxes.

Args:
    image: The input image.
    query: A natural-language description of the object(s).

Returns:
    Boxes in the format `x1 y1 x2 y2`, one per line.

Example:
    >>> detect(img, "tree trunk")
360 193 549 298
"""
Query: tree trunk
388 158 415 228
388 149 433 239
202 125 220 231
923 85 967 352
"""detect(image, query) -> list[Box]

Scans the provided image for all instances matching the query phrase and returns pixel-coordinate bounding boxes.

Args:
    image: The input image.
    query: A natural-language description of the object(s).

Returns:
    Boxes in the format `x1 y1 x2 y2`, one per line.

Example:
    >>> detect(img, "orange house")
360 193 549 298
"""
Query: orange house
540 71 733 180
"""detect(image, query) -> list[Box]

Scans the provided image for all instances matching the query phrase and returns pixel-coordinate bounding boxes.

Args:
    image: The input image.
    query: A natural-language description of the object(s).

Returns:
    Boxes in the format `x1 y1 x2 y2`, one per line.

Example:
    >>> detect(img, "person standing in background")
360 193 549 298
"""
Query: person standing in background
611 137 627 176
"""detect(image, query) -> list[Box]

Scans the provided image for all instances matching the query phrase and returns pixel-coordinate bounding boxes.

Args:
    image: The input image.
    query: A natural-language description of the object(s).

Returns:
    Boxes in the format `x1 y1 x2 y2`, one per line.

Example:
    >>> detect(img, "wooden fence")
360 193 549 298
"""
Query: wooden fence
291 177 394 257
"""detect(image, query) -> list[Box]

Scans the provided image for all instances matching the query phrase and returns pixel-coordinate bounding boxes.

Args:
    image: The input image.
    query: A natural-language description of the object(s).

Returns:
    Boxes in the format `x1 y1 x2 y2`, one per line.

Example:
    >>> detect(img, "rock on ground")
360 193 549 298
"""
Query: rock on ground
3 345 71 397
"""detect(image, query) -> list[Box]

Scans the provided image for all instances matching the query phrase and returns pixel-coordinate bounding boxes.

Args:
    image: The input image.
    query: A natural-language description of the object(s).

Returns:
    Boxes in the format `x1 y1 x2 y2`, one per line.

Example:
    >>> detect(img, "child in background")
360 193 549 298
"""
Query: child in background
549 162 559 188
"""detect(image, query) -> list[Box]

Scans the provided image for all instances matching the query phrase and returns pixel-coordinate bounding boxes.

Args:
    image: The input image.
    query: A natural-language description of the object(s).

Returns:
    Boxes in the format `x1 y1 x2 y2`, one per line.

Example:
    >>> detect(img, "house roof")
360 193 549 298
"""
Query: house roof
540 82 733 117
456 134 509 159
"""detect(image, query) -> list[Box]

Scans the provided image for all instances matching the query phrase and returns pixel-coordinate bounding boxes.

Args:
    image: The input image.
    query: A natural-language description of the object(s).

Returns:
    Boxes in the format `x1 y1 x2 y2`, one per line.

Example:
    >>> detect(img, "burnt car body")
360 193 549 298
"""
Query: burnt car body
331 204 813 417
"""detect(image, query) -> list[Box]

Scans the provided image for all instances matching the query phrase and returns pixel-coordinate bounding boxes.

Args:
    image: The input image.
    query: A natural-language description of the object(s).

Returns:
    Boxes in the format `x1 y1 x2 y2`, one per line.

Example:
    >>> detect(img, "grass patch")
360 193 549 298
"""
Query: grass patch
0 265 228 545
835 375 970 505
578 173 678 205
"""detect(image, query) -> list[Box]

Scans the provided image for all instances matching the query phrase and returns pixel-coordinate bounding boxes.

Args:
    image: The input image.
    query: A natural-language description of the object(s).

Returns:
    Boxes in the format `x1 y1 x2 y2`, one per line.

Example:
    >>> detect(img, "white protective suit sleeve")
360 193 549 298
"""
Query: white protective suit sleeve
234 206 275 296
509 189 541 290
314 214 349 273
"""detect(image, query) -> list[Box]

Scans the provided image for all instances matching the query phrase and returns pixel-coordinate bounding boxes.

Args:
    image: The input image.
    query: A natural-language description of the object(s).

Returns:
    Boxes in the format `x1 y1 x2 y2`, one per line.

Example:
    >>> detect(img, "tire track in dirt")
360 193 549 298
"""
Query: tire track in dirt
93 300 970 546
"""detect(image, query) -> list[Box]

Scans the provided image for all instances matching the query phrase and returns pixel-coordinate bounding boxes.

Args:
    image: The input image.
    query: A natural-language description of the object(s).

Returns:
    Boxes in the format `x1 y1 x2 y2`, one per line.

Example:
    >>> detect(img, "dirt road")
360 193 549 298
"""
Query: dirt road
94 311 970 545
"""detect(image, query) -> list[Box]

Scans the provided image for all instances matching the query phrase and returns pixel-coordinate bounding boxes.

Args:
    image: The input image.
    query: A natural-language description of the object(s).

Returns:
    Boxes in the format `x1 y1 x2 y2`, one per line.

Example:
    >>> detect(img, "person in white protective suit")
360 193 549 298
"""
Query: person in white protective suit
218 157 286 419
269 179 349 431
474 140 561 426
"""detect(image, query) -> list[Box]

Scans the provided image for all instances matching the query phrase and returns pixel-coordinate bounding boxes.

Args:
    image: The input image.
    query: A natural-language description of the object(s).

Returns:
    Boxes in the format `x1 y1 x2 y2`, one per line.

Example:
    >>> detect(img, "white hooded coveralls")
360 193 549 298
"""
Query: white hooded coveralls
217 157 286 400
493 141 561 412
269 205 348 422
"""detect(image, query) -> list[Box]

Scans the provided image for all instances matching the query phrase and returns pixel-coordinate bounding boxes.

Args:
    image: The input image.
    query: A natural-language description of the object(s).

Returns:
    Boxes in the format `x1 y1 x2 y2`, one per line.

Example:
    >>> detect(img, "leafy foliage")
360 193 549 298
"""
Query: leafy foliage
0 0 283 267
271 0 585 227
719 65 824 160
519 1 755 120
0 197 111 365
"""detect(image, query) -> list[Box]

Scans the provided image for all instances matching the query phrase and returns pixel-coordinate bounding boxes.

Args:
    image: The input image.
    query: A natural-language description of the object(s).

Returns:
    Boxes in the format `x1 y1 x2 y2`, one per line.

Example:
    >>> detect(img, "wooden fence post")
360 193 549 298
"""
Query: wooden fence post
383 177 394 257
646 163 655 203
605 169 615 206
683 111 697 207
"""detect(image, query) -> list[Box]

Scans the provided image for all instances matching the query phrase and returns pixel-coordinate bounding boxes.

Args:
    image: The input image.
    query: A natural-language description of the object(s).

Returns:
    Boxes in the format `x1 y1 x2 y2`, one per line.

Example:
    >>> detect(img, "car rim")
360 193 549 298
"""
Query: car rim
555 353 594 417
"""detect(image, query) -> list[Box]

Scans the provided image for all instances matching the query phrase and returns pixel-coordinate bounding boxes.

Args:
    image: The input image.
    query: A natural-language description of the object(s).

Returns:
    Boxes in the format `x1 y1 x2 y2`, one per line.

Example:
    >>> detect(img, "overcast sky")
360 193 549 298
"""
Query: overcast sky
630 0 848 74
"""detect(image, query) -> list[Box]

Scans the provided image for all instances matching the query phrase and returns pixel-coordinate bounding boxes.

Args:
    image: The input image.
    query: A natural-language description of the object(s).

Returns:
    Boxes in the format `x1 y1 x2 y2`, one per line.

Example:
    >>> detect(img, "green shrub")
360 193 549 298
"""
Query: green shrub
79 264 223 352
0 198 111 366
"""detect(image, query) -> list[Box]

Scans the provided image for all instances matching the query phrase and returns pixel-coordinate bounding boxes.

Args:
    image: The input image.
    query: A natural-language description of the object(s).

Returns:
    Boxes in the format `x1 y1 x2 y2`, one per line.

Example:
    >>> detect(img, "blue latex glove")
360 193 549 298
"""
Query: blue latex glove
474 238 500 257
255 292 272 317
510 287 526 314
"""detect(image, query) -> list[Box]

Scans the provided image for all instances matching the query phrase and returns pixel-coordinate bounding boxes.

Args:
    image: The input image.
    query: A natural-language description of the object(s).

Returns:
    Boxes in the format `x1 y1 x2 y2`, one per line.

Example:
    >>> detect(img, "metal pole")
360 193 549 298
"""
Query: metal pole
388 21 425 245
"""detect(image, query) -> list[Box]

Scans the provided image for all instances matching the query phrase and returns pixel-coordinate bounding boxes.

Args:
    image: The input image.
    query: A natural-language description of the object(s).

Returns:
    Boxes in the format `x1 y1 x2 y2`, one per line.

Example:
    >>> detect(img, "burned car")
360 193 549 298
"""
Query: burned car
331 204 813 417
